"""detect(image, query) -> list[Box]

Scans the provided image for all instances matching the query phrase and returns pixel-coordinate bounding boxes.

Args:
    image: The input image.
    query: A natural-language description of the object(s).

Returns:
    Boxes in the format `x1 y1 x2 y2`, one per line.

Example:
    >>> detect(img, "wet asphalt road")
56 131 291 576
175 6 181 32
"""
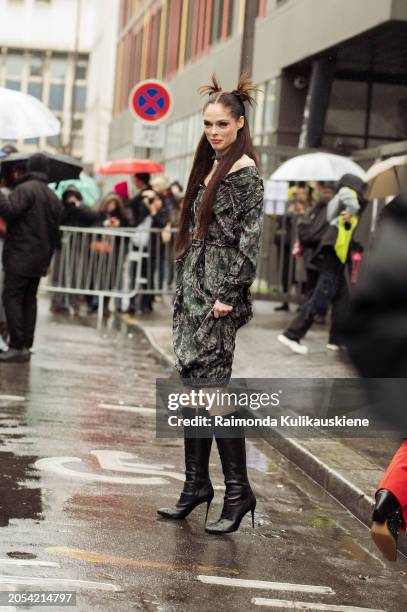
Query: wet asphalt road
0 302 406 612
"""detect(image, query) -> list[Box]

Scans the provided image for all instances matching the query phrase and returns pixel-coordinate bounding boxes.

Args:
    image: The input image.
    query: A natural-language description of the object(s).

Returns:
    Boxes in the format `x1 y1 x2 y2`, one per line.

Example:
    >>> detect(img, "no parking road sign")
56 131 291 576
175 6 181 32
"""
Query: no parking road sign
129 79 173 125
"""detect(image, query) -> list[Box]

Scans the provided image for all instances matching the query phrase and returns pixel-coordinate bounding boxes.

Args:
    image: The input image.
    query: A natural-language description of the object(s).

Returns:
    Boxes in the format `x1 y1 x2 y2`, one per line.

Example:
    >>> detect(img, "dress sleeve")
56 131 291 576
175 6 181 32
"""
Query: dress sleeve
217 172 264 306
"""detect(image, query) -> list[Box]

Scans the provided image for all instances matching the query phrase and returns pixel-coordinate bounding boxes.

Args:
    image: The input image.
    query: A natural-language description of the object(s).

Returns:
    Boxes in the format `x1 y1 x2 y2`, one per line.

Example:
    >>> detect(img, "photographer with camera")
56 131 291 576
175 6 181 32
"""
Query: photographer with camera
128 188 170 314
278 174 365 354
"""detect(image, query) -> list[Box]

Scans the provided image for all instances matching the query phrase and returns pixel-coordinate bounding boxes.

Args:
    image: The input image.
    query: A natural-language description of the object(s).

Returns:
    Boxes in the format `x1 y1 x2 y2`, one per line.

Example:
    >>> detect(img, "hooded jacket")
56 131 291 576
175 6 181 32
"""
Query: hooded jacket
0 171 63 277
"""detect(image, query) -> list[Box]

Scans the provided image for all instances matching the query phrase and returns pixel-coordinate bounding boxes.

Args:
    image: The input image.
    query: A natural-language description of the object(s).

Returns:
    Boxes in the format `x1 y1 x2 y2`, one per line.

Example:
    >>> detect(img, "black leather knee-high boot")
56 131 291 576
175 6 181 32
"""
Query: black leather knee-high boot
205 412 256 534
157 408 214 520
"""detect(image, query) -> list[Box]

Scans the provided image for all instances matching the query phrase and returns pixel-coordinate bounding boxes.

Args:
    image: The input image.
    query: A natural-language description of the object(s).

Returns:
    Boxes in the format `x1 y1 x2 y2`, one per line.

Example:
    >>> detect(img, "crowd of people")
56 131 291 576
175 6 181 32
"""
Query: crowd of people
0 146 184 361
272 176 367 354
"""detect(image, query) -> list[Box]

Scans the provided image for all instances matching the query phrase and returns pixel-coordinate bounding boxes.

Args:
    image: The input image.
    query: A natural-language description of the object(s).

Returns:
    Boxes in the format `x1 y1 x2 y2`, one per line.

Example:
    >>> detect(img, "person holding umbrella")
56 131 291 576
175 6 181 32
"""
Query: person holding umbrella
278 174 365 354
0 153 63 363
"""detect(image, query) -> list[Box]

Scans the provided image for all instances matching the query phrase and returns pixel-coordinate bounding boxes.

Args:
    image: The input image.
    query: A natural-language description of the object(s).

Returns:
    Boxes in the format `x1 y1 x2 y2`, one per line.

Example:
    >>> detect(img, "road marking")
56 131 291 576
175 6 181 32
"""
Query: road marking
197 576 333 595
35 457 167 485
0 559 60 567
91 450 184 481
252 599 386 611
48 547 239 575
0 395 25 402
98 403 155 415
0 575 118 591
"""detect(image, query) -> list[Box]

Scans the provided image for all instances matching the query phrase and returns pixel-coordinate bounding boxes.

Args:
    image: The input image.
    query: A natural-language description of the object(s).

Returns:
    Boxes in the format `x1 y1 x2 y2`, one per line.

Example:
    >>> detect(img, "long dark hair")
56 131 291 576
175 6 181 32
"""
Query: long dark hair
175 74 260 255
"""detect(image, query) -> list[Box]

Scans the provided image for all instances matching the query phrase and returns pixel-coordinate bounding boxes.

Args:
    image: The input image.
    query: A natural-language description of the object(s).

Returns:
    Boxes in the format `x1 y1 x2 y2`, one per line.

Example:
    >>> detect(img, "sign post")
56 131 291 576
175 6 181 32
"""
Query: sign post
129 79 173 154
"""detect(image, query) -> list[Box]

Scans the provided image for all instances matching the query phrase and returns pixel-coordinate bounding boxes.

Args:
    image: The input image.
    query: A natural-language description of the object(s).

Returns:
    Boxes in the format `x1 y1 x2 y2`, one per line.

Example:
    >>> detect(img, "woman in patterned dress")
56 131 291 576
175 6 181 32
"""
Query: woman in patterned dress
157 74 264 534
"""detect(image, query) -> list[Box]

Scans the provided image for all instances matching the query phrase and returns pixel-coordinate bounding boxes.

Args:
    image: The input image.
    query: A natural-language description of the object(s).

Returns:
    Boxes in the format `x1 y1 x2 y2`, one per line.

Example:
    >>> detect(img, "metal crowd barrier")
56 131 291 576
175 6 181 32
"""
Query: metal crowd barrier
45 207 372 327
252 213 306 305
45 225 178 328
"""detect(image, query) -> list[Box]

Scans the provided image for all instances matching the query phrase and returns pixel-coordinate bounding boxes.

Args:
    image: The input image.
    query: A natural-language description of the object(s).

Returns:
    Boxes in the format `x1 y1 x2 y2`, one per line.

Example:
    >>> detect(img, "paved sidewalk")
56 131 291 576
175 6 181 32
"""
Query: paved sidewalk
121 299 401 545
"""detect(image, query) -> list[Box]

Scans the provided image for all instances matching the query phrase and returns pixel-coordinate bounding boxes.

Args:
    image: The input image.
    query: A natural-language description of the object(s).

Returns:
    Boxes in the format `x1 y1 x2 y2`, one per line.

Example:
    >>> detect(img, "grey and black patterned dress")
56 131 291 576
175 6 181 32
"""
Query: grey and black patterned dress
173 166 264 387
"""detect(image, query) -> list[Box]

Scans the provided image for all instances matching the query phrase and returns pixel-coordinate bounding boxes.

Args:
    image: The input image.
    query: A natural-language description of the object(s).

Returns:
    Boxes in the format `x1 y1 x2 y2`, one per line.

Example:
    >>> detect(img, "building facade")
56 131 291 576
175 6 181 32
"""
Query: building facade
0 0 117 167
109 0 407 184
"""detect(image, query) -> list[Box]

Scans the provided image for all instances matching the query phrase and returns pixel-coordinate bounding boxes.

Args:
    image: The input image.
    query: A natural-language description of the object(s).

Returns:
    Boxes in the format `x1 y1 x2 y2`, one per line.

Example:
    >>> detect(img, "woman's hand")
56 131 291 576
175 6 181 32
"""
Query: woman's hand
212 299 233 319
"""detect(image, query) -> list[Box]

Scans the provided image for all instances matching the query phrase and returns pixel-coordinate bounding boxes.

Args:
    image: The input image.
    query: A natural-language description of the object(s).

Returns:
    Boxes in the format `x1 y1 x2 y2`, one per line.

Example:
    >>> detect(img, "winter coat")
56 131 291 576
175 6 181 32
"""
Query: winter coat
173 166 264 385
61 202 101 228
0 172 63 277
299 189 360 273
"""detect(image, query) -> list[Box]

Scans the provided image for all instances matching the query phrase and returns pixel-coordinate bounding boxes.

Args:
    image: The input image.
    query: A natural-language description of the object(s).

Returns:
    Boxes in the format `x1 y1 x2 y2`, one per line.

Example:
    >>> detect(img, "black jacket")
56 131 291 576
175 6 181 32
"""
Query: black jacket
61 202 101 228
0 172 63 277
127 188 152 227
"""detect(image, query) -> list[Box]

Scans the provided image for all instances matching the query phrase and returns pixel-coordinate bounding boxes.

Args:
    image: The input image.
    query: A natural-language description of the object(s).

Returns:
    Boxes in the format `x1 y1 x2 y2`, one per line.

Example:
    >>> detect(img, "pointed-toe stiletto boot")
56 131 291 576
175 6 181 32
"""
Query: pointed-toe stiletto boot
206 414 256 535
371 489 404 562
157 410 214 520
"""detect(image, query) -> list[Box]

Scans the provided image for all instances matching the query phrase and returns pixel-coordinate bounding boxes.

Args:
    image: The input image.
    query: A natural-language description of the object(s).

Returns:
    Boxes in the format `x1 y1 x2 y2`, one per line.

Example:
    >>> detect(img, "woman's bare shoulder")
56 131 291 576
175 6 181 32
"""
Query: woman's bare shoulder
228 155 256 174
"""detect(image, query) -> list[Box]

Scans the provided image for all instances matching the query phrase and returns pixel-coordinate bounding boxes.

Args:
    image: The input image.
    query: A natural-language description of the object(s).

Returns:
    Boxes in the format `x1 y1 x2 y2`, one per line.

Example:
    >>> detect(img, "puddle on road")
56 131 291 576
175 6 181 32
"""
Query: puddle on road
0 452 43 526
7 551 37 560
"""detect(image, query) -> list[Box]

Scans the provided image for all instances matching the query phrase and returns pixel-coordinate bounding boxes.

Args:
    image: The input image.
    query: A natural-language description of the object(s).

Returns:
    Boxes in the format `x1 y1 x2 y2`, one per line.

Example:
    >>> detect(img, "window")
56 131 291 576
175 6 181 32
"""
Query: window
264 78 277 133
253 85 265 136
49 84 65 111
325 80 368 137
370 83 407 139
27 82 43 100
75 55 88 81
185 0 195 62
5 50 23 76
5 80 21 91
28 51 44 77
211 0 224 44
50 53 68 80
73 85 87 112
47 134 61 148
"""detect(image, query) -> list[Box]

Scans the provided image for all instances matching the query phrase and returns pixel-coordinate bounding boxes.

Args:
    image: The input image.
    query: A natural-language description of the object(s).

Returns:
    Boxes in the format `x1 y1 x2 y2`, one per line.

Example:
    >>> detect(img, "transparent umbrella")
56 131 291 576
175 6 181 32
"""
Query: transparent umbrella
270 152 367 182
0 87 60 140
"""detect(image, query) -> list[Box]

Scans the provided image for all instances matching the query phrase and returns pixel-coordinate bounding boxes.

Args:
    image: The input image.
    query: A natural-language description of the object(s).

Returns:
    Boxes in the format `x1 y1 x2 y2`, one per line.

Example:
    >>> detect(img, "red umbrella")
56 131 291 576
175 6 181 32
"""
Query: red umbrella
97 158 164 175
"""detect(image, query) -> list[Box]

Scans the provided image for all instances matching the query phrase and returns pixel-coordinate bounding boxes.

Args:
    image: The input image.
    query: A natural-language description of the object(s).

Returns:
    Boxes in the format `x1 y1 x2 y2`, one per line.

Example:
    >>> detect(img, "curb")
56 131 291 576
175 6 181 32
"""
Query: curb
122 314 407 558
118 314 174 370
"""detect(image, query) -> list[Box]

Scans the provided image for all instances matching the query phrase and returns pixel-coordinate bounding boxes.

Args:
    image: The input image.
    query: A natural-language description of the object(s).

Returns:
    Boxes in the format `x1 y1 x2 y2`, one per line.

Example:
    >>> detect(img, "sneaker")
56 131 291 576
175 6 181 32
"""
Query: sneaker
277 334 308 355
0 336 8 352
0 348 30 363
274 304 289 312
326 343 347 351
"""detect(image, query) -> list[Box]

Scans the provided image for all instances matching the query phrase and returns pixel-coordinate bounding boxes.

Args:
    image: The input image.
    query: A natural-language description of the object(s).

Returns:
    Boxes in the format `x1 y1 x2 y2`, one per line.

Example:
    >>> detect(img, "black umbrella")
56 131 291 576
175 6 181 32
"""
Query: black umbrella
0 151 83 183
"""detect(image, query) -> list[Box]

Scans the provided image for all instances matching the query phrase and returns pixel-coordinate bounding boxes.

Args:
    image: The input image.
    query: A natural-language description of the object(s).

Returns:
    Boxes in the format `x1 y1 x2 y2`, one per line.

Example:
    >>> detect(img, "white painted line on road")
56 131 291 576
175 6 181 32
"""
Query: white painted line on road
0 559 60 567
0 575 119 591
252 599 386 611
197 576 334 595
91 450 184 481
98 403 155 415
0 395 25 402
35 456 167 485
